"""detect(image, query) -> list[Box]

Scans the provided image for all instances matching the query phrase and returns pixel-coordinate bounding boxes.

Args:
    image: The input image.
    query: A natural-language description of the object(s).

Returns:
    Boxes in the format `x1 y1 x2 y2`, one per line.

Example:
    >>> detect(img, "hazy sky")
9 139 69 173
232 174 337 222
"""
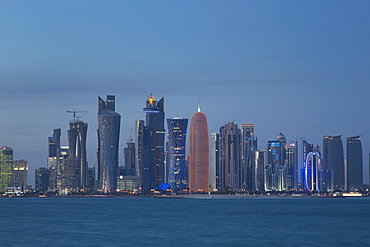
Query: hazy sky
1 1 370 185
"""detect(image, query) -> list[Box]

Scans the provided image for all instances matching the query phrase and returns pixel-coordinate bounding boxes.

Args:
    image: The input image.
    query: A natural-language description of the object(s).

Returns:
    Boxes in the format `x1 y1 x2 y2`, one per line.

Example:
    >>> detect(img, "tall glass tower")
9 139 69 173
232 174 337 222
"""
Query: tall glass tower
98 95 121 193
323 135 344 191
166 118 188 193
65 120 88 189
347 136 363 191
0 146 13 192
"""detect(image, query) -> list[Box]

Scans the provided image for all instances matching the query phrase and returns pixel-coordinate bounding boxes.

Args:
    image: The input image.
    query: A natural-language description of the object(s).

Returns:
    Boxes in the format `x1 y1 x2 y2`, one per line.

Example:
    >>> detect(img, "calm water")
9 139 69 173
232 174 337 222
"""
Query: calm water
1 197 369 246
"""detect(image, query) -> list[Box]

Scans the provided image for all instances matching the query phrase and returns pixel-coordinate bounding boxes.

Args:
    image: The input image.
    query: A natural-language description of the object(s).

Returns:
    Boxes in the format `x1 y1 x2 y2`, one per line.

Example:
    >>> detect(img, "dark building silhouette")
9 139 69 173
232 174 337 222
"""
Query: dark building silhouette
189 106 209 193
166 118 188 193
123 139 135 176
347 136 363 191
323 135 344 191
12 160 28 191
35 167 49 192
97 95 121 193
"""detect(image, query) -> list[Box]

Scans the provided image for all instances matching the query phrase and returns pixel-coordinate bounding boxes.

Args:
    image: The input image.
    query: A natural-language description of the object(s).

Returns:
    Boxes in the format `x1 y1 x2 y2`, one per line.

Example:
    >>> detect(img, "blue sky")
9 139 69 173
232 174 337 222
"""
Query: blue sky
1 1 370 185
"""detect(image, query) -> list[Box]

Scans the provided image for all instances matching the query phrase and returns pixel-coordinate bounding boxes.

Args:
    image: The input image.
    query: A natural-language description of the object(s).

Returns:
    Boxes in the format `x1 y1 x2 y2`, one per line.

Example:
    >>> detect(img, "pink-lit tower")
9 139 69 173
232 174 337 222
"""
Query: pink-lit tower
189 103 209 193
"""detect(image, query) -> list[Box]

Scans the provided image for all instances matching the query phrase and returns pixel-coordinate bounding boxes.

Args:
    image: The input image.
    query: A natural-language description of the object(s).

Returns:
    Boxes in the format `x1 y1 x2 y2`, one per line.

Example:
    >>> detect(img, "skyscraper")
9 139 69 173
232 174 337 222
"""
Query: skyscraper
65 120 88 189
12 159 28 190
240 123 257 191
189 105 209 193
166 118 188 193
346 136 363 191
220 122 242 191
323 135 344 191
137 94 165 193
285 141 298 190
265 134 287 191
0 146 13 192
123 138 135 176
48 128 61 190
210 132 220 191
97 95 121 192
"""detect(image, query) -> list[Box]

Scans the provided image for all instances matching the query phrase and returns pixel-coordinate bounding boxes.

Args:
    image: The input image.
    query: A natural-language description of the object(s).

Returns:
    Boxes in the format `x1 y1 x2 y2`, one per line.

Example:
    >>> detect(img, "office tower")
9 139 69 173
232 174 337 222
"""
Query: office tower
12 160 28 190
210 133 220 191
124 138 136 176
220 122 242 191
166 118 188 193
285 142 298 190
35 167 49 192
134 120 144 178
347 136 363 191
240 123 257 192
137 94 165 193
142 94 165 186
253 149 266 192
189 105 209 193
303 151 321 191
265 134 287 191
64 120 88 189
97 95 121 192
0 147 13 192
323 135 344 191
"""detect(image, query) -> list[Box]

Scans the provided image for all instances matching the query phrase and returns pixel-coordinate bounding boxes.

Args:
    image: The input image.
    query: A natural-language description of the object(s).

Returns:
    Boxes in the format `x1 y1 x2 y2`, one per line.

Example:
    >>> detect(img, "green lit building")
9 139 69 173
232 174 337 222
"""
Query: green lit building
0 146 13 192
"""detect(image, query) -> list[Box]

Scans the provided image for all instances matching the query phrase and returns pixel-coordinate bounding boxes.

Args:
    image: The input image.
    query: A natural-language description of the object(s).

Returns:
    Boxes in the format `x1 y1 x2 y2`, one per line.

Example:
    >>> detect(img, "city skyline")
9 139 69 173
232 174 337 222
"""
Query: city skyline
1 1 370 185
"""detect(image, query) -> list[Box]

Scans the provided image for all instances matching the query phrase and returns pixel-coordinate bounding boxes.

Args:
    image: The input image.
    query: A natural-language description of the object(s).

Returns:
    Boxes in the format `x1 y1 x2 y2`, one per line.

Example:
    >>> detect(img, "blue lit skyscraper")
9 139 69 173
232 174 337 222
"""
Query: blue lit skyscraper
166 118 188 193
97 95 121 193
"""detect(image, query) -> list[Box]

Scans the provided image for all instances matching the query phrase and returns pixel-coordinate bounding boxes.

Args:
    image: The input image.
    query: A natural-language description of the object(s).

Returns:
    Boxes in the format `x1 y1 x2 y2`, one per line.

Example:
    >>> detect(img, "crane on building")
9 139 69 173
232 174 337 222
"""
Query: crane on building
66 108 89 122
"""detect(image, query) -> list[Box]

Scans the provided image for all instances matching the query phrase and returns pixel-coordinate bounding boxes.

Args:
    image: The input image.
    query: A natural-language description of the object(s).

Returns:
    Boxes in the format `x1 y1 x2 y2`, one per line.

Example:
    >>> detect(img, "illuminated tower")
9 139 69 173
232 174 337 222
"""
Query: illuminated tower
97 95 121 192
12 160 28 190
189 104 209 193
304 151 321 191
0 146 13 192
166 118 188 193
347 136 363 191
140 94 165 193
241 123 257 191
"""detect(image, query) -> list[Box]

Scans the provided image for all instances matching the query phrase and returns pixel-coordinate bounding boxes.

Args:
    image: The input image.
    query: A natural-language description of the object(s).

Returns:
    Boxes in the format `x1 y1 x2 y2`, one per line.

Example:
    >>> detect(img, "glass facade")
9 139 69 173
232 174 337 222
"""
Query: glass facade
98 95 121 193
166 118 188 193
0 146 13 192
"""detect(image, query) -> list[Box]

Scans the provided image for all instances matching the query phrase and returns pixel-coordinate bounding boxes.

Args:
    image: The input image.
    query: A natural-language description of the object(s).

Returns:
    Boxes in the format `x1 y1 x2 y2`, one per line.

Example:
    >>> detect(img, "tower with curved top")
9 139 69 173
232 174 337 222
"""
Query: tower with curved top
189 105 209 193
167 118 189 193
97 95 121 193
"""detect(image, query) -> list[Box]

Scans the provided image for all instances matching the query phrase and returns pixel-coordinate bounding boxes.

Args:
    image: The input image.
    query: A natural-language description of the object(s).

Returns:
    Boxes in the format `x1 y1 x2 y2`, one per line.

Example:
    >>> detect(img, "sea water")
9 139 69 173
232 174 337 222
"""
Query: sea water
1 197 369 246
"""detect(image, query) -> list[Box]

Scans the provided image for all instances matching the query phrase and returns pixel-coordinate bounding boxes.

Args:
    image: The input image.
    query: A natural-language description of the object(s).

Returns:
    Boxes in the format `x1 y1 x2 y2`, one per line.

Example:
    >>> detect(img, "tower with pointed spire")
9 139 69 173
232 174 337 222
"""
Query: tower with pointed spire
189 103 209 193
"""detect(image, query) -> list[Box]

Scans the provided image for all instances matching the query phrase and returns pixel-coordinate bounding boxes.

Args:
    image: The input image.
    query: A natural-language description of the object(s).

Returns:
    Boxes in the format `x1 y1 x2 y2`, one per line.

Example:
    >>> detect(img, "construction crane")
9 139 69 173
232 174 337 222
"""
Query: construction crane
66 108 89 122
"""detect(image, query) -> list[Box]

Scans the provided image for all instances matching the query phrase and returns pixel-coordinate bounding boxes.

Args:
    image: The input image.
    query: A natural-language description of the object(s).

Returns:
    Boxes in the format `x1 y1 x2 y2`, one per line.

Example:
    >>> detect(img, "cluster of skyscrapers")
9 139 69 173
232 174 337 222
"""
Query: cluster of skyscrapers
0 94 365 195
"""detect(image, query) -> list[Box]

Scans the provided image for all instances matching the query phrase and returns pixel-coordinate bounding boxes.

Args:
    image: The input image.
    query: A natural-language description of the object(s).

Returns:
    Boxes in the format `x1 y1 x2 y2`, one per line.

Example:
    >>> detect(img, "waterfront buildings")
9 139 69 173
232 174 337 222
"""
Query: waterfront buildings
0 146 13 192
189 106 209 193
97 95 121 192
12 159 28 190
166 118 188 193
323 135 344 191
35 167 49 192
303 151 321 191
285 141 298 191
346 136 363 191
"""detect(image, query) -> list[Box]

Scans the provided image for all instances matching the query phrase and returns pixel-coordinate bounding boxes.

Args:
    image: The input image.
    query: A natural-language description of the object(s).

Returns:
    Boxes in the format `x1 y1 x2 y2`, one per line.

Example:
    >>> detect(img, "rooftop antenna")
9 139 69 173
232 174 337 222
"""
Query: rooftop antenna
127 128 134 143
66 108 89 122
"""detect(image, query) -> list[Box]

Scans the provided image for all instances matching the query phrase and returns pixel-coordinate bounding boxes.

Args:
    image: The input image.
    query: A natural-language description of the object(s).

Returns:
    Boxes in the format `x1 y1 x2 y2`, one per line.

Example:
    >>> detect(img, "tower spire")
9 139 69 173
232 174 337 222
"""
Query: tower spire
198 100 201 112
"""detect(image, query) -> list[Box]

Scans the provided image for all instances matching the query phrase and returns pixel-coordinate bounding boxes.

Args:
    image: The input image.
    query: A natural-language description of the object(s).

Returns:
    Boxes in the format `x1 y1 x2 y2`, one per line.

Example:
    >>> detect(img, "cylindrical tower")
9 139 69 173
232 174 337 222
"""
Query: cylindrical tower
189 109 209 193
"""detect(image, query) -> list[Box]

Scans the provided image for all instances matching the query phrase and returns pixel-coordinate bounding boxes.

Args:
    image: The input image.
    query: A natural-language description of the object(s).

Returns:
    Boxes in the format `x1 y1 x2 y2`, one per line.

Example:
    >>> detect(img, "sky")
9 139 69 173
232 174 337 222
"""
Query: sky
1 1 370 186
